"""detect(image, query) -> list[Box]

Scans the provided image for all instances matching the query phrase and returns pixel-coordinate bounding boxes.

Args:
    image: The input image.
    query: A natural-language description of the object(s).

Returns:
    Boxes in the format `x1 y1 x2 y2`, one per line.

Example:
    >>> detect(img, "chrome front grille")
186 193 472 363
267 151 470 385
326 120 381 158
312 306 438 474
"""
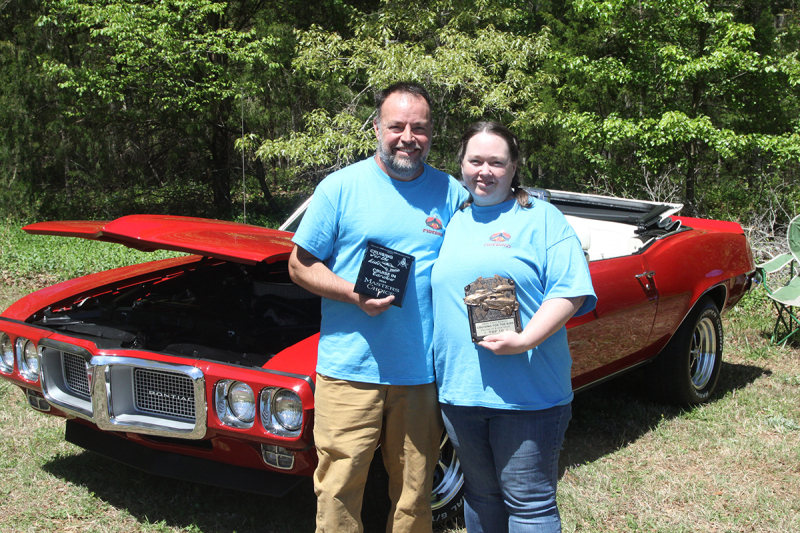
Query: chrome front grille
38 339 207 439
134 368 196 421
62 351 90 399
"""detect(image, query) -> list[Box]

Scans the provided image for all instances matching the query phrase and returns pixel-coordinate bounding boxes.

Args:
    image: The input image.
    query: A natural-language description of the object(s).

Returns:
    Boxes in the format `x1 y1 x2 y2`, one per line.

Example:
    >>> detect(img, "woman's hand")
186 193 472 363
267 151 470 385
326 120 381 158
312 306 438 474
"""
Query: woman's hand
478 296 587 355
478 331 530 355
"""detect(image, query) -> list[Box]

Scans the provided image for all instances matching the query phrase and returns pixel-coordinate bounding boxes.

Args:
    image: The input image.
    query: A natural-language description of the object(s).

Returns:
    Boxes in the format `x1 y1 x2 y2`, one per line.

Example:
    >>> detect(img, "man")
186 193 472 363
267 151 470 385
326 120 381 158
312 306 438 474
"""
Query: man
288 82 468 533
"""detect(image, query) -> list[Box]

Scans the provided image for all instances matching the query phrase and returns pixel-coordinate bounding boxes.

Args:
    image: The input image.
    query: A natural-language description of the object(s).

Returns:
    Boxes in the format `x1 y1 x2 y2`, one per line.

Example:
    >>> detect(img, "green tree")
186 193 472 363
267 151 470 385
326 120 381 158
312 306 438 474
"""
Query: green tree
0 0 70 218
256 0 553 186
5 0 800 226
552 0 800 219
37 0 287 217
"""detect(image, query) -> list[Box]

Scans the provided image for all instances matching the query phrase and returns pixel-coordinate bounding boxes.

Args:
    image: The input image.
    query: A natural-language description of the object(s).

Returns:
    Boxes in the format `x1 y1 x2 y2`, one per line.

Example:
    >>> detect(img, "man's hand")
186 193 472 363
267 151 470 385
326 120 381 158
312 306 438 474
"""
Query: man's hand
289 245 396 317
357 293 395 316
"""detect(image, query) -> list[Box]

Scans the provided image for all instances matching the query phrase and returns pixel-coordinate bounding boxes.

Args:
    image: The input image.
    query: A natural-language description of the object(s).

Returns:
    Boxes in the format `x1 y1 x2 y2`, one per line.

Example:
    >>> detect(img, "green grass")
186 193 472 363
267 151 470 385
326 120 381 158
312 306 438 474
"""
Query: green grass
0 374 318 532
555 299 800 533
1 218 798 532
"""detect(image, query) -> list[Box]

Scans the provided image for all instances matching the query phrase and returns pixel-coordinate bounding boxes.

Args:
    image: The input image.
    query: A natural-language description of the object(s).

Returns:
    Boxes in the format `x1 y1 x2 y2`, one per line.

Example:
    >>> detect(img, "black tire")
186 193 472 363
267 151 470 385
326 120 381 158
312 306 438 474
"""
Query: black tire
362 432 465 529
646 296 723 405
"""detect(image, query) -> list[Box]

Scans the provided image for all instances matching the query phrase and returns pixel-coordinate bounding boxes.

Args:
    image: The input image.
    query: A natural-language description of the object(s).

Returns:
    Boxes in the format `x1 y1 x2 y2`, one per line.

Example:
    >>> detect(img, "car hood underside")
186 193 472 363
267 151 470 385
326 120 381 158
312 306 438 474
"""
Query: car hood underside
23 215 295 265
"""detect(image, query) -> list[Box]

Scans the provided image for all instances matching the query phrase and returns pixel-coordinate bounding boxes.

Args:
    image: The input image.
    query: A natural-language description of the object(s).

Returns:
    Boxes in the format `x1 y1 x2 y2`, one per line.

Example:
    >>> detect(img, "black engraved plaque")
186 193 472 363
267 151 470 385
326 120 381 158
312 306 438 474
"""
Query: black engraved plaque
464 275 523 342
353 242 414 307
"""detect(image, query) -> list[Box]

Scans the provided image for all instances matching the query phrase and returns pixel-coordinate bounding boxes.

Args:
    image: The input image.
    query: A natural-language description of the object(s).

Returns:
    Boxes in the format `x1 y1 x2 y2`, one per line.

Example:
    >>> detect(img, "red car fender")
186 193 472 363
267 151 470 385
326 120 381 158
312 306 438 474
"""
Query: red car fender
643 222 754 349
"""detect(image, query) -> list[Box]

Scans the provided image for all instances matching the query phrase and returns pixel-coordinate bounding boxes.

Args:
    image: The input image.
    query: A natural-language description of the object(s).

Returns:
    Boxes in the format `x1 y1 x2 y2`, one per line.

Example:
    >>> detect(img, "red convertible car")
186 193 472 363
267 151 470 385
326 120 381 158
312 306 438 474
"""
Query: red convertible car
0 189 755 524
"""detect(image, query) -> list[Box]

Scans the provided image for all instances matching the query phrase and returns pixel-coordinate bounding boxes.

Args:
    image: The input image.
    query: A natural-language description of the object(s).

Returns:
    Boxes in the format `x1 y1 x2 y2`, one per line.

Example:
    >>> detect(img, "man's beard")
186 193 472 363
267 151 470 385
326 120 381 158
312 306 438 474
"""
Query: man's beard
377 138 427 179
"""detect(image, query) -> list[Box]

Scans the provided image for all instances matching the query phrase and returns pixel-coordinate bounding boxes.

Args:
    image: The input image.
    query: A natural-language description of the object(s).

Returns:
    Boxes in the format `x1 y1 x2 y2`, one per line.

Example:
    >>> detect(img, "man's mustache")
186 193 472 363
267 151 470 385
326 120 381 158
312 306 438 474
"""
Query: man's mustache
394 143 421 153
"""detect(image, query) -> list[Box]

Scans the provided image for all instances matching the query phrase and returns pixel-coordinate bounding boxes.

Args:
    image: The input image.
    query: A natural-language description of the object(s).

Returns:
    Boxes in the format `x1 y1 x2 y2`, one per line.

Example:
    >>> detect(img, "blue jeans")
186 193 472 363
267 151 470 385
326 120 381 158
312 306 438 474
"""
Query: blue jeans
440 403 572 533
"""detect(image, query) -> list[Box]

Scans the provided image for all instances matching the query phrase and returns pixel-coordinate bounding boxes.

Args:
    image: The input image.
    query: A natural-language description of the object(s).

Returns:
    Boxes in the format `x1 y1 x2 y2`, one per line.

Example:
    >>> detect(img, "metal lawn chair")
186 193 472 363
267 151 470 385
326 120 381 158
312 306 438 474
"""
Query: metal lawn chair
757 214 800 345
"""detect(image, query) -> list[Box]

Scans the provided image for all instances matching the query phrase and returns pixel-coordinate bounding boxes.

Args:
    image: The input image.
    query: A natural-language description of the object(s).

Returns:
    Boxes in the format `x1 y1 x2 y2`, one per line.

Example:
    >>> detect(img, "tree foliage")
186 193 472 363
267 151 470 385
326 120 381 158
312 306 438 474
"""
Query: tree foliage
2 0 800 227
34 0 290 218
551 0 800 218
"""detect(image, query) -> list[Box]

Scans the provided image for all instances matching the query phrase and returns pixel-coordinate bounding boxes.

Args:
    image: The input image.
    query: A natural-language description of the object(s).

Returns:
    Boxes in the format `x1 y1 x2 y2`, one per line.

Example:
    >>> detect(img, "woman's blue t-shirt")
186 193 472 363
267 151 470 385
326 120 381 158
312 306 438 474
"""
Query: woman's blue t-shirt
432 198 597 410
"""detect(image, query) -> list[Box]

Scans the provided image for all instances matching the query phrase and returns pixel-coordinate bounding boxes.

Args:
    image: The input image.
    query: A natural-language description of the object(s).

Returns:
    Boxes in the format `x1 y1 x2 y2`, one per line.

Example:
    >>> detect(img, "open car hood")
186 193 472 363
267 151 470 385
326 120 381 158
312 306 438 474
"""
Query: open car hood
23 215 294 265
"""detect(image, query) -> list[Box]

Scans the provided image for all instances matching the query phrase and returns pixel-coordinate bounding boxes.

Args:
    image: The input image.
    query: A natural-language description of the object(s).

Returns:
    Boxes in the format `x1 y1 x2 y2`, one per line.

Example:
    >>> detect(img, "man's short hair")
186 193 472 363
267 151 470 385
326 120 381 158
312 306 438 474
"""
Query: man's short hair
374 82 432 121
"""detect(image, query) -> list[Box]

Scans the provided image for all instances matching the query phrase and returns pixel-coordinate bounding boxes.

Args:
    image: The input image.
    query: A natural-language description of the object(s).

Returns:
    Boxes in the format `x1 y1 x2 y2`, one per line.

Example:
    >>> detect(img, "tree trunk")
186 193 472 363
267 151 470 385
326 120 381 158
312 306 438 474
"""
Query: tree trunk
254 158 275 208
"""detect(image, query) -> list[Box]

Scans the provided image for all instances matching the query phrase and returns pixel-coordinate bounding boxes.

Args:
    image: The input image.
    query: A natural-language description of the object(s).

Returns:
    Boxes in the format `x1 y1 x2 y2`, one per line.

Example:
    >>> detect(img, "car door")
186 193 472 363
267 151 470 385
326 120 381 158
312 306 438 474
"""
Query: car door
566 254 659 390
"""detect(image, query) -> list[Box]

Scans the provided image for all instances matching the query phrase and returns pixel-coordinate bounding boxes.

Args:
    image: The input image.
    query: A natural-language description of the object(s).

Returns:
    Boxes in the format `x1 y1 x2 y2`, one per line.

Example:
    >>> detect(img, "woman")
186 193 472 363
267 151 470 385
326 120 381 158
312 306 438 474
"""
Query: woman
431 122 597 533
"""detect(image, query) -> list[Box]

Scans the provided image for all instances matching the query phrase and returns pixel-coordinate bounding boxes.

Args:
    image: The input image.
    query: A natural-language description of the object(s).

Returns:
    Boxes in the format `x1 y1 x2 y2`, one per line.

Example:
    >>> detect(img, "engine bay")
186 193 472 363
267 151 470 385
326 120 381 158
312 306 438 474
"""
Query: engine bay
28 259 321 368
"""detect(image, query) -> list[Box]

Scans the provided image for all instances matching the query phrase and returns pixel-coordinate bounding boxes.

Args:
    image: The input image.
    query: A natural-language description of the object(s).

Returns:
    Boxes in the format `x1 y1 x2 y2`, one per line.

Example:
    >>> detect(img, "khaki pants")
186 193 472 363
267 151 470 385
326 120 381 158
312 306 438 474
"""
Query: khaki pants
313 374 443 533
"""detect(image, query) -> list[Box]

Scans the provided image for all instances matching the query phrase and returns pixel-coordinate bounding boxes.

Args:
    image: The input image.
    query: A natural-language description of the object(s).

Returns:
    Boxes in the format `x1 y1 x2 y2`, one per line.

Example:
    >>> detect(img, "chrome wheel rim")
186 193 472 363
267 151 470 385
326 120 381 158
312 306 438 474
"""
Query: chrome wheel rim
431 433 464 511
689 316 717 391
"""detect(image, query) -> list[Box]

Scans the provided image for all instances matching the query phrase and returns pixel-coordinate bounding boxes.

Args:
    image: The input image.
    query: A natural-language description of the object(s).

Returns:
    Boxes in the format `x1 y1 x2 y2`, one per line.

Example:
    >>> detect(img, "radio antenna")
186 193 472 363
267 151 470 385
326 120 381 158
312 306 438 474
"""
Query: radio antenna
241 87 246 224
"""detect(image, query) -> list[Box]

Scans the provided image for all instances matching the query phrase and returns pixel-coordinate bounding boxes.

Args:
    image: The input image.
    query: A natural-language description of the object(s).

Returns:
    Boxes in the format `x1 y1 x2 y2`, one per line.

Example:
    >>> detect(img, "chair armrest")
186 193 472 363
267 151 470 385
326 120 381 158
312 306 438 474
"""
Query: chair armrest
757 253 794 274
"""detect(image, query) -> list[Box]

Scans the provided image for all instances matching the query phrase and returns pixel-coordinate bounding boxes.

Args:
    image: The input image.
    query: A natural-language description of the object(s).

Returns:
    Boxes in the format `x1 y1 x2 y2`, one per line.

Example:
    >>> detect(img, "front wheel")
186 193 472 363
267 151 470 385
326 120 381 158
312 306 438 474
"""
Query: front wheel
431 432 465 525
646 296 723 405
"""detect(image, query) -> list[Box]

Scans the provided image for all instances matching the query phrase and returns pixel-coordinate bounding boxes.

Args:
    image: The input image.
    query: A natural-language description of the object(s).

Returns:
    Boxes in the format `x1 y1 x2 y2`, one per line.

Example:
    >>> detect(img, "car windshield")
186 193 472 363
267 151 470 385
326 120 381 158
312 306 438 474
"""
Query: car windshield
279 197 312 233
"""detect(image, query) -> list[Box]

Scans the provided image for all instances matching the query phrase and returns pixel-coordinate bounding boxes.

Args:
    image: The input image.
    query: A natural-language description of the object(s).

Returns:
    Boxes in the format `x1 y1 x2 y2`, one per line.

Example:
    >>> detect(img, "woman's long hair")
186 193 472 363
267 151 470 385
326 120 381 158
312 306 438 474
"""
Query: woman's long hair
456 121 530 208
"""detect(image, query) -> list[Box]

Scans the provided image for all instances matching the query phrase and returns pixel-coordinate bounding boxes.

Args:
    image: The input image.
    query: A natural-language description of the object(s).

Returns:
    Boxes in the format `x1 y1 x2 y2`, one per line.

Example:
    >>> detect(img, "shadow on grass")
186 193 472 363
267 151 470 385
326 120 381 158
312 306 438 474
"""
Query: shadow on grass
757 328 800 347
560 359 767 474
42 450 316 533
38 361 766 532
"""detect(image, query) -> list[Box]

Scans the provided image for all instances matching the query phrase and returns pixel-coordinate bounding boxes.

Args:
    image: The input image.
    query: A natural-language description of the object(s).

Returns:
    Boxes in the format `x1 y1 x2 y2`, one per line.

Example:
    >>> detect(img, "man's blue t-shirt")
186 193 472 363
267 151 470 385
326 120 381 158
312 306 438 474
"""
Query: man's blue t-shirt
292 157 468 385
431 198 597 409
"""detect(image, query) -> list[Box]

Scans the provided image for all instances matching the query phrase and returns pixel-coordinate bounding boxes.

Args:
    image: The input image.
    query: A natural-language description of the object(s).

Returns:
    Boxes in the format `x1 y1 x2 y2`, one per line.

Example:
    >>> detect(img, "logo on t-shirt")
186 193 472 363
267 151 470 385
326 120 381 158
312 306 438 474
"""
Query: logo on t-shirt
424 215 444 236
486 231 512 248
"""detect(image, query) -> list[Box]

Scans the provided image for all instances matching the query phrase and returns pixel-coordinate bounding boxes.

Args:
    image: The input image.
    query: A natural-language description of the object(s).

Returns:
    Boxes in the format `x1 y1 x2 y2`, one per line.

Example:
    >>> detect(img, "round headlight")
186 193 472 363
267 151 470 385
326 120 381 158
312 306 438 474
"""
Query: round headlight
0 334 13 372
272 389 303 431
15 338 38 381
228 382 255 423
214 381 229 420
24 341 39 376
